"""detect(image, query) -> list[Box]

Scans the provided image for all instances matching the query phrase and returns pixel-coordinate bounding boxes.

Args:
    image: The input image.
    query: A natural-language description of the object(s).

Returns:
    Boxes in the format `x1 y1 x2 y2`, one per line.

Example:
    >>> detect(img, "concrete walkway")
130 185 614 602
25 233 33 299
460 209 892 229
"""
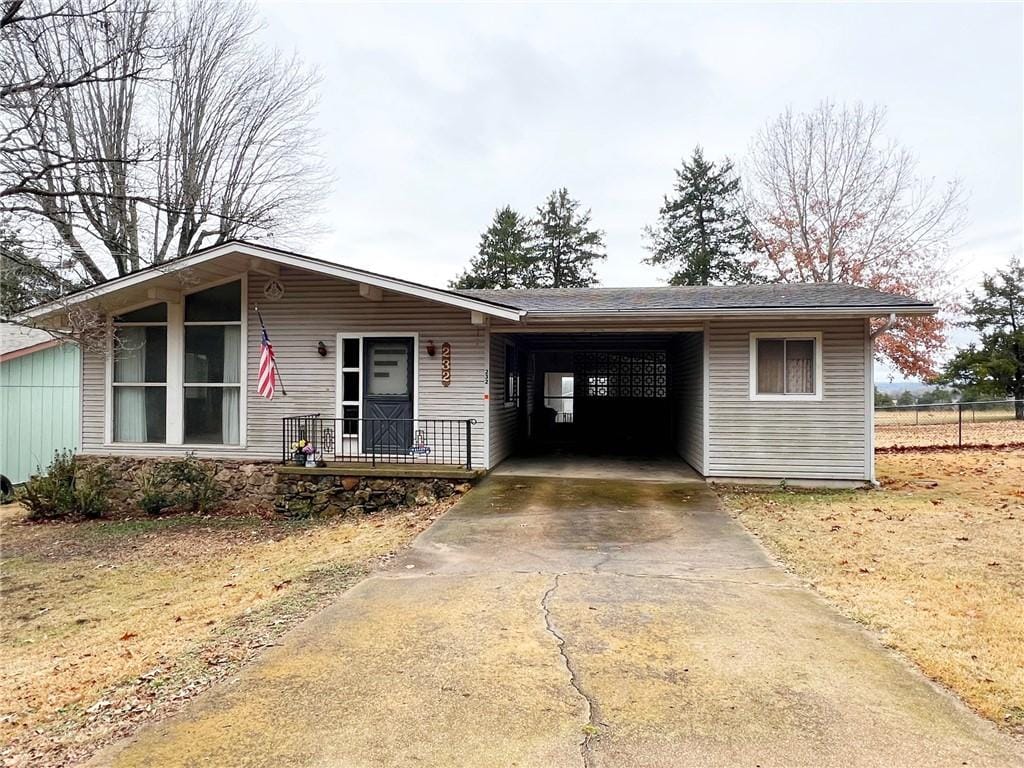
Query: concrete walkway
94 474 1023 768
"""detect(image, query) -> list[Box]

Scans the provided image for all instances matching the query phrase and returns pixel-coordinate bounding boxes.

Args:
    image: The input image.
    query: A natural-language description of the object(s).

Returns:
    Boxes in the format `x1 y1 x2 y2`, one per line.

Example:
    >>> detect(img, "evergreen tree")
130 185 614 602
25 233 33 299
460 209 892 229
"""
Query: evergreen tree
450 206 535 289
532 188 606 288
873 387 894 407
917 387 954 405
896 390 917 406
644 146 754 286
938 257 1024 418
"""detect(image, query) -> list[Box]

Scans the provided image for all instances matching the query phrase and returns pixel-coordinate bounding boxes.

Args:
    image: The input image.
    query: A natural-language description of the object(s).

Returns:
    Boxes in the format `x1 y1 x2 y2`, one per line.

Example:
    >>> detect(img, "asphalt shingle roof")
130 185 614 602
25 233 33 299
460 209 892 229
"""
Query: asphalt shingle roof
457 283 933 313
0 323 55 355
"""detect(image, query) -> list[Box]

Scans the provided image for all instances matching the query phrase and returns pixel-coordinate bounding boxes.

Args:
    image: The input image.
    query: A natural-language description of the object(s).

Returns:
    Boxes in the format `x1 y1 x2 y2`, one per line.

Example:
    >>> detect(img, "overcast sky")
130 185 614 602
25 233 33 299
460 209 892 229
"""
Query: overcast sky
257 2 1022 312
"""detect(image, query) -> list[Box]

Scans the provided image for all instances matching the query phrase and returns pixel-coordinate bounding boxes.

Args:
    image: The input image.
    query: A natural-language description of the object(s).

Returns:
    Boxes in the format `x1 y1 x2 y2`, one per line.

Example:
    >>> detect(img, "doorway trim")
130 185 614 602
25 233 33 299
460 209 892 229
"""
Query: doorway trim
334 332 420 428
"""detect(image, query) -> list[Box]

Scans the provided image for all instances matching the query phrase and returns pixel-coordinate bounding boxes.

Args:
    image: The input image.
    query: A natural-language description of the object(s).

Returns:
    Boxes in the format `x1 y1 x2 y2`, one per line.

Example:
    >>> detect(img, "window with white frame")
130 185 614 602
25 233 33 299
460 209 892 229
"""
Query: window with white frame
543 372 574 423
751 333 822 399
112 303 168 443
339 336 361 438
183 281 242 444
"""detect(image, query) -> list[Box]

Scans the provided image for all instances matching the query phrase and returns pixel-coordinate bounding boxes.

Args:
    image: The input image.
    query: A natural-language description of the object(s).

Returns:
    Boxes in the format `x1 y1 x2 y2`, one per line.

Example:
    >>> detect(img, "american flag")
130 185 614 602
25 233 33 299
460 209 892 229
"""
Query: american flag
257 326 276 400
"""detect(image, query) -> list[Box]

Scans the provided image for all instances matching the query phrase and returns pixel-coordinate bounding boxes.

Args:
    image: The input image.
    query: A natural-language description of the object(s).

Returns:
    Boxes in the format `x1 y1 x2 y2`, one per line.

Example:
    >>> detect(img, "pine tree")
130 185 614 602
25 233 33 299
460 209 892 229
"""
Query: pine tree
450 206 535 289
939 257 1024 418
532 188 606 288
644 147 754 286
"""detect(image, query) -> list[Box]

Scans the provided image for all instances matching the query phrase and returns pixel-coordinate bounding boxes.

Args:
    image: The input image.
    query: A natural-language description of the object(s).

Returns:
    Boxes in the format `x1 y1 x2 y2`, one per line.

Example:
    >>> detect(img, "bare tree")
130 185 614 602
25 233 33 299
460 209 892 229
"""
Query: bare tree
1 0 326 288
745 102 965 378
149 0 324 264
2 0 152 282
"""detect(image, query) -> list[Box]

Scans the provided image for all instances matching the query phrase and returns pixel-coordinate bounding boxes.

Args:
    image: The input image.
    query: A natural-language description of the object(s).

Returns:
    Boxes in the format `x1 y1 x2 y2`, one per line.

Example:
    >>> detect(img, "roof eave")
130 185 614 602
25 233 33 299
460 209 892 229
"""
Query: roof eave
519 305 938 320
0 338 64 362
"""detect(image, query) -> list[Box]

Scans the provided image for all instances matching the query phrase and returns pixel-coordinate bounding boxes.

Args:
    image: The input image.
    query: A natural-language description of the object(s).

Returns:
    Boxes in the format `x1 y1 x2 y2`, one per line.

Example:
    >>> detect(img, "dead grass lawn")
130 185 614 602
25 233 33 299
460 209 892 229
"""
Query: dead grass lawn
721 448 1024 733
0 501 452 767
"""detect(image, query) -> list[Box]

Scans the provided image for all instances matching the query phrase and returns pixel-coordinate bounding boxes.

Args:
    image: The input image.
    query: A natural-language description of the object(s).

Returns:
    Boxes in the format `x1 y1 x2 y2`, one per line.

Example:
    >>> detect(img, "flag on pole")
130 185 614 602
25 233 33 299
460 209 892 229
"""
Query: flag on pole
255 306 287 398
257 326 276 400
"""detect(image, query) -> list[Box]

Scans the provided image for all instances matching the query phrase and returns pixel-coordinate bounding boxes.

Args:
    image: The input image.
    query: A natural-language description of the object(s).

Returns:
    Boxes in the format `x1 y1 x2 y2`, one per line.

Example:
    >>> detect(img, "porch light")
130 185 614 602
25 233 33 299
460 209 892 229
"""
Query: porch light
425 339 436 357
317 341 328 357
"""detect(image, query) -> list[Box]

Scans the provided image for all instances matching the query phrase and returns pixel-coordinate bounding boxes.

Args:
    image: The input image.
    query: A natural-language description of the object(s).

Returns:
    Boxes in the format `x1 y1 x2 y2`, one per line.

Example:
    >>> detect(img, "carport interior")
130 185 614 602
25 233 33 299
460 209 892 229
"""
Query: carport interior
499 331 702 460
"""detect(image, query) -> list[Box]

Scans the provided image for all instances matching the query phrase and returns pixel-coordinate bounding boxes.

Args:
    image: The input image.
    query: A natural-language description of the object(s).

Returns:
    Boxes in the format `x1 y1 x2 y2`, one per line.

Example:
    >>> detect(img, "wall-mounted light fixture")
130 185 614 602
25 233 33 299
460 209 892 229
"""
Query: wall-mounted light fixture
317 341 327 357
425 339 436 357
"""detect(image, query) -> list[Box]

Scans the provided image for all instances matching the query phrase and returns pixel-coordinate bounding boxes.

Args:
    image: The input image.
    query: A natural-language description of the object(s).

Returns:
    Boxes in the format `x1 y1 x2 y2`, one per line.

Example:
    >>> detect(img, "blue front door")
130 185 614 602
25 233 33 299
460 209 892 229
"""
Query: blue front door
362 338 414 454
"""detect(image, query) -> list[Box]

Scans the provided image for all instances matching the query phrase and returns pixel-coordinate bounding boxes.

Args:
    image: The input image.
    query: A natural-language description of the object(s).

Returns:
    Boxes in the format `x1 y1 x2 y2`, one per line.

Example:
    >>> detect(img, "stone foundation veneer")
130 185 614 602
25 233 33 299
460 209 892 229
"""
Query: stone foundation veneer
74 455 471 517
274 474 468 517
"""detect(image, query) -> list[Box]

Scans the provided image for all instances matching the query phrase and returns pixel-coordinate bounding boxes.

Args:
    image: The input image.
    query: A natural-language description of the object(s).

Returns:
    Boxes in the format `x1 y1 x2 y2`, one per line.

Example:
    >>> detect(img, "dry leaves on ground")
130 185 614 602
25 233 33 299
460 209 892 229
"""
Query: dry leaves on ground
0 498 455 768
721 448 1024 733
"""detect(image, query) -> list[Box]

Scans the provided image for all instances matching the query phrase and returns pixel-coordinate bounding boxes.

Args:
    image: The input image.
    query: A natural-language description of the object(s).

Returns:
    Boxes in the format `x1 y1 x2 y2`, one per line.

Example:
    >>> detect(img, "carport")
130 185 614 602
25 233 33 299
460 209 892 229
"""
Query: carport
488 331 705 472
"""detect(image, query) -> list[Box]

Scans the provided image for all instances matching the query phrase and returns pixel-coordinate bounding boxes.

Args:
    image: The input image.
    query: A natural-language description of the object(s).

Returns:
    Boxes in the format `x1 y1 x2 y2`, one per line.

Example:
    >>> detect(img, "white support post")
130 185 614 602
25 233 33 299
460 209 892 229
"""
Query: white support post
166 301 184 445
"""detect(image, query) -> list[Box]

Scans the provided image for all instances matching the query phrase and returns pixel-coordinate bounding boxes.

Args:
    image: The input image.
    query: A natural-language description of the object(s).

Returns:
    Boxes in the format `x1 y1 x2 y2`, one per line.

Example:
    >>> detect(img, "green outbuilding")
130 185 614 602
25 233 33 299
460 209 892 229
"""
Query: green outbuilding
0 324 80 485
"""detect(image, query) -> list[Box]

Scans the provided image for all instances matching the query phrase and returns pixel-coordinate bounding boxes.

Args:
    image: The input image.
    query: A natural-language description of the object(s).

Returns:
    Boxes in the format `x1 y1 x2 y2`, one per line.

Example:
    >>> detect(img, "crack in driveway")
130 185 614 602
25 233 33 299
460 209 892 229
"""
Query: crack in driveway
541 573 600 768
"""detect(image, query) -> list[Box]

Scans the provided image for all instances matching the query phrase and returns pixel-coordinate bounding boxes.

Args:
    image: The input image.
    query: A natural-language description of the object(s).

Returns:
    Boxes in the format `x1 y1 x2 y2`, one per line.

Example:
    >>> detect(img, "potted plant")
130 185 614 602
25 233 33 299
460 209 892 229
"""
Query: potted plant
290 439 310 466
302 442 317 467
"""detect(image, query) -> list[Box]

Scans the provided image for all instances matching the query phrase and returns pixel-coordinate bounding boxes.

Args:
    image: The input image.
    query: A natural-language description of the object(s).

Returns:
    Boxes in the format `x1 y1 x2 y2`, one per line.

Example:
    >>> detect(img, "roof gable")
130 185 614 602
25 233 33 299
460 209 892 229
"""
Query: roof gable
21 241 525 323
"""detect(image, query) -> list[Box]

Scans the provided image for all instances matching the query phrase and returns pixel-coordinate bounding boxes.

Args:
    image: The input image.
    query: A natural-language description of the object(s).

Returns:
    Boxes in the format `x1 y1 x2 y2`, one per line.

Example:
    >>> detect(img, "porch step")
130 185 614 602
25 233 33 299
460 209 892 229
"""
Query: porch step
276 463 482 480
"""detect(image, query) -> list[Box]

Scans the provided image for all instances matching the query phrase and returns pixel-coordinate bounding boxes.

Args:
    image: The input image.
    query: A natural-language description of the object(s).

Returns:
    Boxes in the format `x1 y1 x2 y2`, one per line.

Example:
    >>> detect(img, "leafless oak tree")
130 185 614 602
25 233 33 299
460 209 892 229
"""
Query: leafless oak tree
745 102 965 377
1 0 326 294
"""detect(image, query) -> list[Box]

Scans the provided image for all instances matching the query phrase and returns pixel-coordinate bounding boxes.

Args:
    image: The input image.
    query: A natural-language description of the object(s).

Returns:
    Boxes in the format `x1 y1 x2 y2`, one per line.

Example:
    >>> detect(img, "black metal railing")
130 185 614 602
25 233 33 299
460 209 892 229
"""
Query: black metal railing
282 414 476 468
542 396 575 423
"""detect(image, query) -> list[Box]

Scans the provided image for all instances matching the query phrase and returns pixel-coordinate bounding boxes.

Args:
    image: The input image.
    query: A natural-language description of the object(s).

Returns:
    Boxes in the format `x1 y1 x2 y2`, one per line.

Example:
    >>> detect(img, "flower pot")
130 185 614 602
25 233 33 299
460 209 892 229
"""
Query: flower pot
305 455 316 467
293 452 305 466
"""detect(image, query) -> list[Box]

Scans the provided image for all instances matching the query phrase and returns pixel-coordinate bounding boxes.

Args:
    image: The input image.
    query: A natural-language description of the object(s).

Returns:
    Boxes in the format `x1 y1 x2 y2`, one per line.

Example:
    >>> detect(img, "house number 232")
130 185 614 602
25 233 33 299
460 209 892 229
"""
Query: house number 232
440 342 452 387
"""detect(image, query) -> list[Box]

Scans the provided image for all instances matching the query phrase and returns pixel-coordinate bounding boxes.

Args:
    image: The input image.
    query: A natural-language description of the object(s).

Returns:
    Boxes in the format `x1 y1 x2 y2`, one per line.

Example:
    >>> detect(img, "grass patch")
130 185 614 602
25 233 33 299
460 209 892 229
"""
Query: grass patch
720 448 1024 733
0 499 455 767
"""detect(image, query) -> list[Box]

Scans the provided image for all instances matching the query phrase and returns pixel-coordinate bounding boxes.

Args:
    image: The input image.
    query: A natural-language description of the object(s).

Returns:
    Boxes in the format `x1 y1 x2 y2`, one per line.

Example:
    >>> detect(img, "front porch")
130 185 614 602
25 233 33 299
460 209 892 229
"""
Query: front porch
281 414 479 474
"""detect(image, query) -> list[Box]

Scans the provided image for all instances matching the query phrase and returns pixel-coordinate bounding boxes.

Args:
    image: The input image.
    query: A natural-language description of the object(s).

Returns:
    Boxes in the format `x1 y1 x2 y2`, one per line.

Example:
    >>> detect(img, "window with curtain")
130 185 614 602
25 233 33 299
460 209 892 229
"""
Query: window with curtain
755 337 817 396
112 304 168 442
184 281 242 444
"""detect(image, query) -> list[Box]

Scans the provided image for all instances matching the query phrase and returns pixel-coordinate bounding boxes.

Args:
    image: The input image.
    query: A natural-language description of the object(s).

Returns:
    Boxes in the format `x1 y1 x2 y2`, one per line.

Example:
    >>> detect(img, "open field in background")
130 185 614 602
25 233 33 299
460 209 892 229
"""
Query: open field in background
875 402 1024 449
875 420 1024 449
0 501 453 768
722 448 1024 734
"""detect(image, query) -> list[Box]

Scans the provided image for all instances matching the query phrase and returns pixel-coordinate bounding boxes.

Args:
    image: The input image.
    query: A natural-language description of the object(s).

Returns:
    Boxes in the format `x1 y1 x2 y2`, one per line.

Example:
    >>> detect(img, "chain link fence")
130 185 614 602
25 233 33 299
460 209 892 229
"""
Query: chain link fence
875 400 1024 449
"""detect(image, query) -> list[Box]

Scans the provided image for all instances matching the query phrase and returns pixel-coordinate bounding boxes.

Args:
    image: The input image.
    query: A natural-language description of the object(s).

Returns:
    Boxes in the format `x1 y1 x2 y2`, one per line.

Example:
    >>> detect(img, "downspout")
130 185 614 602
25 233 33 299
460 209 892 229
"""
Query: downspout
866 313 897 487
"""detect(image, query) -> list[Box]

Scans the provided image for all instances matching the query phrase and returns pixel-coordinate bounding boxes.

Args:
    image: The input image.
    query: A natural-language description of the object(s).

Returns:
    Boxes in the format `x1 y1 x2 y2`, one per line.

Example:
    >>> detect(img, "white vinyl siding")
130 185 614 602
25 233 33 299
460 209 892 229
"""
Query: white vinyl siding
672 332 704 474
706 319 868 481
488 334 519 467
81 267 488 467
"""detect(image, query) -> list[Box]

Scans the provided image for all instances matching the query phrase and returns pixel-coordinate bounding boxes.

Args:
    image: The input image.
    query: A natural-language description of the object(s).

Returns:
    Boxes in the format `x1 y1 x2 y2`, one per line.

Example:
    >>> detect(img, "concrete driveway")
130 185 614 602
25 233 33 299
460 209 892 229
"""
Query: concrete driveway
95 471 1023 768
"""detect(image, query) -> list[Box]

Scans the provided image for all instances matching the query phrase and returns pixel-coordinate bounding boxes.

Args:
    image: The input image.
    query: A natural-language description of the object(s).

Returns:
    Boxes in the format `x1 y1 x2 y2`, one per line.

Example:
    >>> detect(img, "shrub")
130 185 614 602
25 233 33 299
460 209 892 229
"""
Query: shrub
160 453 224 513
19 451 111 521
20 451 77 520
135 469 173 516
73 463 113 519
